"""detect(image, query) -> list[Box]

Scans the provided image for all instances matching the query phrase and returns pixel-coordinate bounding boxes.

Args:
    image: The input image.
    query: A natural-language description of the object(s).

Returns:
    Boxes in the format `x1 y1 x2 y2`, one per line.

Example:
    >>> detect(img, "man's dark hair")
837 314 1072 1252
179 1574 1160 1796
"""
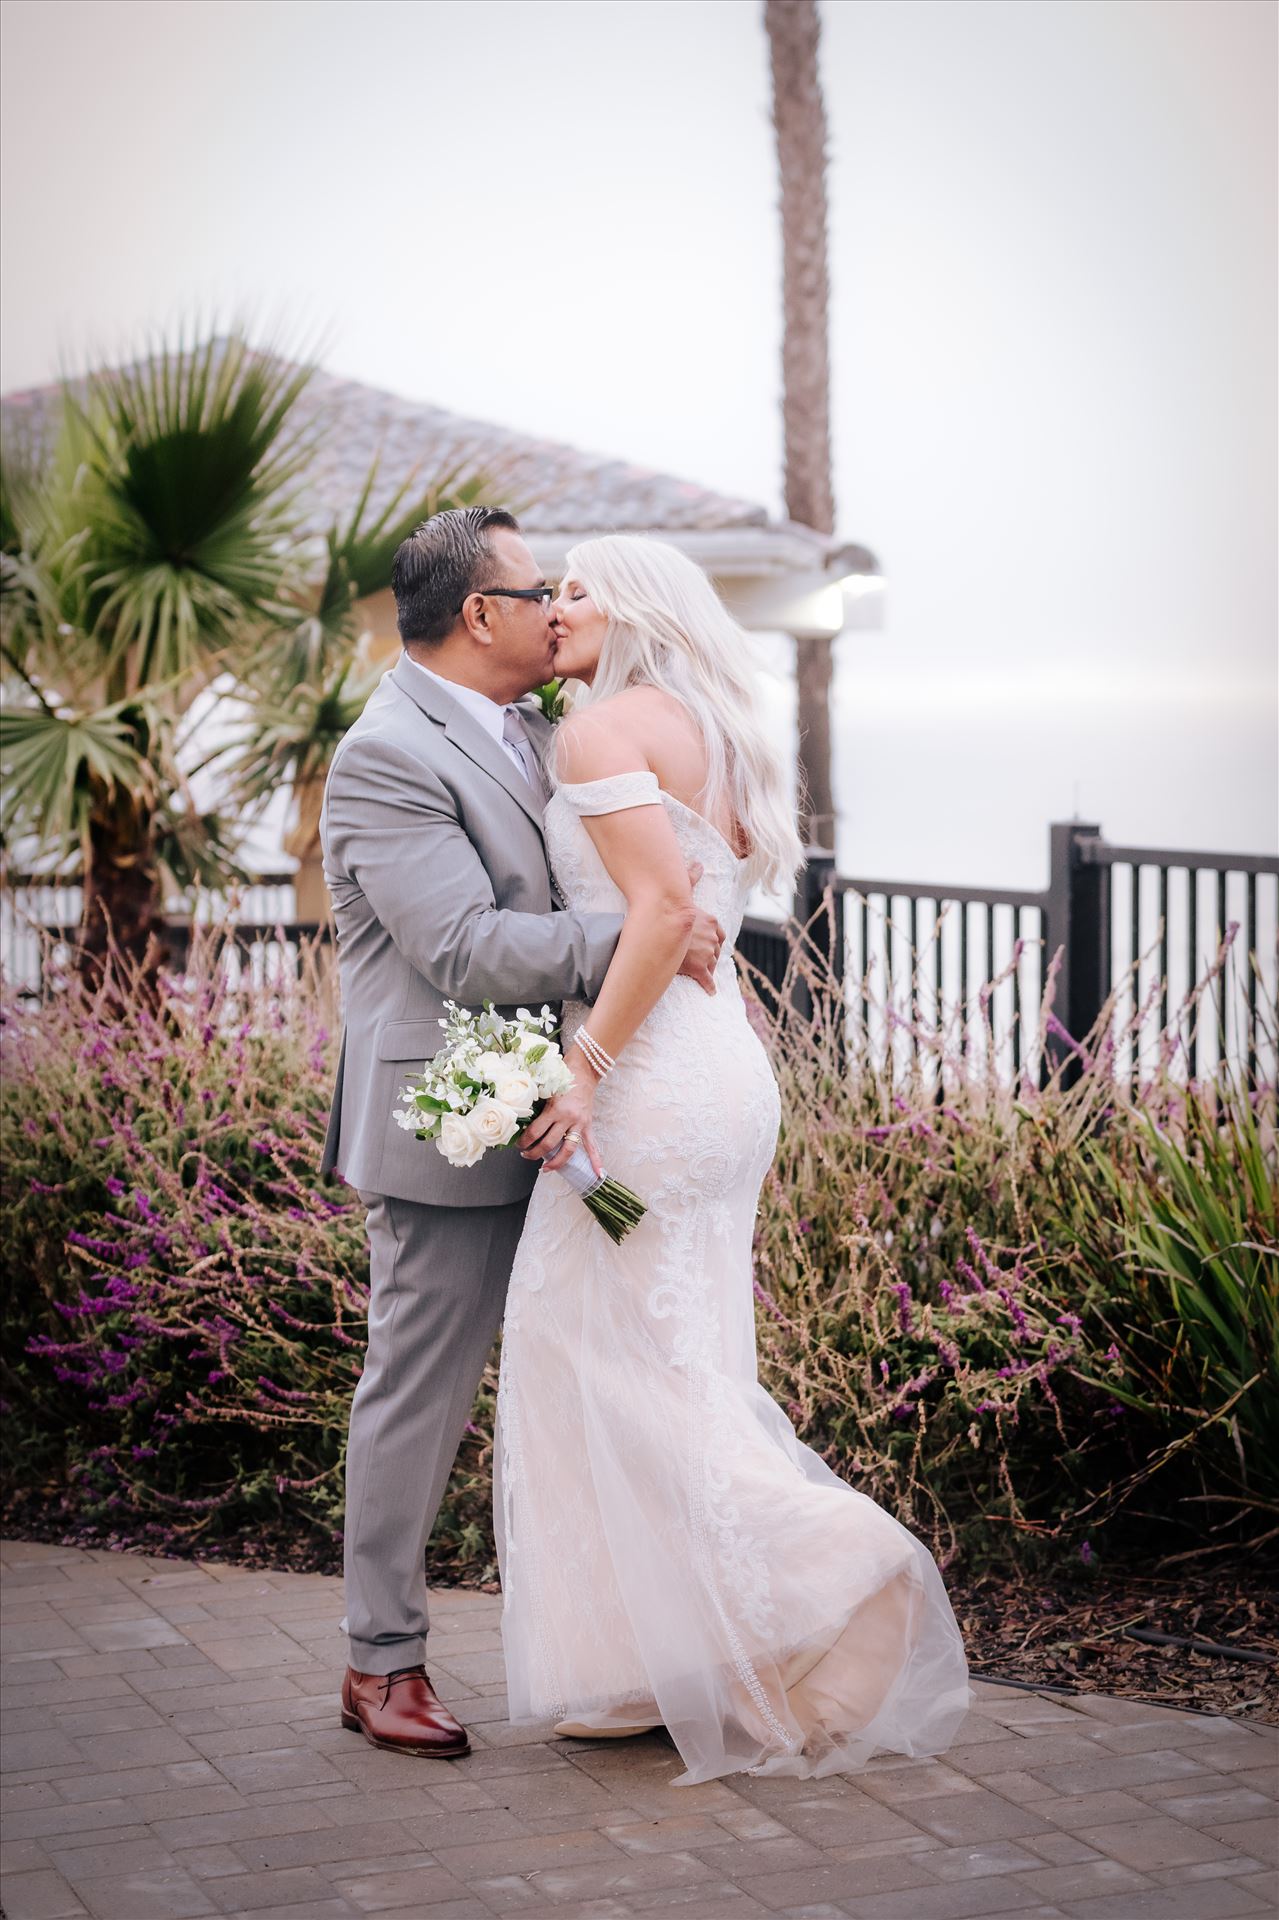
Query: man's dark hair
392 505 521 647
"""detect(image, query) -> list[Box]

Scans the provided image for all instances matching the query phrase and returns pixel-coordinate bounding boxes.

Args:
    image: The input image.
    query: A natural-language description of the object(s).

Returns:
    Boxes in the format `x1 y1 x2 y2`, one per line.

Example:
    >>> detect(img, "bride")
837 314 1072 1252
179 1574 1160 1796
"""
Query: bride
496 534 970 1785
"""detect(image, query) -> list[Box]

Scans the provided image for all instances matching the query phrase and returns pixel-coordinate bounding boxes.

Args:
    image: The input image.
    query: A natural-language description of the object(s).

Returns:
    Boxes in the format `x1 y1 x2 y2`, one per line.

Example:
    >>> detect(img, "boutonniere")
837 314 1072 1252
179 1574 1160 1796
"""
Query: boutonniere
532 677 572 723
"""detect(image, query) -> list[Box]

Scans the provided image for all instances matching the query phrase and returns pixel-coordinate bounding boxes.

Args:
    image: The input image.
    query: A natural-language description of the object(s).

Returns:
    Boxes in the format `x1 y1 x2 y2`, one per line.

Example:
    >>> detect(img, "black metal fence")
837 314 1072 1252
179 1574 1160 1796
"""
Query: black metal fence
0 876 318 1001
741 821 1278 1087
6 822 1277 1086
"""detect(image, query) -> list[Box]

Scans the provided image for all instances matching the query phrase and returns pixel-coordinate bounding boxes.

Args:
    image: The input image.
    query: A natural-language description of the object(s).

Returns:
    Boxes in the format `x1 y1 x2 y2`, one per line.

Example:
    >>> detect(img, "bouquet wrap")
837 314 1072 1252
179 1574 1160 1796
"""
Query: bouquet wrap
558 1143 606 1200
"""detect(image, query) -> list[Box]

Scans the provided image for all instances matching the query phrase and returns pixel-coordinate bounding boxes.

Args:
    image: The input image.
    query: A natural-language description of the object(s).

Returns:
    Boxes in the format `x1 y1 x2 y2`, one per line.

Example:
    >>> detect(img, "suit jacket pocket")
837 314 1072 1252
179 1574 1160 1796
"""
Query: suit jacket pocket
375 1019 442 1063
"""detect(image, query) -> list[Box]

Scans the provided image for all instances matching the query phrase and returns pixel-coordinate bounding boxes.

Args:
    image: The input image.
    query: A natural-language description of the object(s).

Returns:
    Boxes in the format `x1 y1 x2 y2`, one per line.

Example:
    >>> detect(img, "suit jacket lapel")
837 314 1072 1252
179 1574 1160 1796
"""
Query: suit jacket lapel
391 654 547 841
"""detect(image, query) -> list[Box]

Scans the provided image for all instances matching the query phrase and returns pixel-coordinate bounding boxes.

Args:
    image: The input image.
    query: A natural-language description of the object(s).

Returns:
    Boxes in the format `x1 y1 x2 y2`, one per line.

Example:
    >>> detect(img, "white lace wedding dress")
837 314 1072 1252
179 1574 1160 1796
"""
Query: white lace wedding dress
495 772 971 1784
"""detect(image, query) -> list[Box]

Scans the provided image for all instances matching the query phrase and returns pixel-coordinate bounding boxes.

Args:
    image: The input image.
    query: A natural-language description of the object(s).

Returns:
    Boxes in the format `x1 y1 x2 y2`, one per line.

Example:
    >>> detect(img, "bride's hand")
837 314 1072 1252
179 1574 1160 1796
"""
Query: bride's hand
517 1073 602 1176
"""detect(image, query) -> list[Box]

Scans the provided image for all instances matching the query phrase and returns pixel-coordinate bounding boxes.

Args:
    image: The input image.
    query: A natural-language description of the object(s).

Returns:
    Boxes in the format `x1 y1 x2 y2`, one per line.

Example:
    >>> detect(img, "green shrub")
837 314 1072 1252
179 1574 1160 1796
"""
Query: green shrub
1053 1077 1278 1527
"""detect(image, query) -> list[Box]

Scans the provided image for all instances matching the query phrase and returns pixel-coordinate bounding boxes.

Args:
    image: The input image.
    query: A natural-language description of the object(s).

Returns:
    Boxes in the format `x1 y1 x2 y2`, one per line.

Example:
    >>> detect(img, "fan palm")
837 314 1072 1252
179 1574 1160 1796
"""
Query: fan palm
1 334 314 969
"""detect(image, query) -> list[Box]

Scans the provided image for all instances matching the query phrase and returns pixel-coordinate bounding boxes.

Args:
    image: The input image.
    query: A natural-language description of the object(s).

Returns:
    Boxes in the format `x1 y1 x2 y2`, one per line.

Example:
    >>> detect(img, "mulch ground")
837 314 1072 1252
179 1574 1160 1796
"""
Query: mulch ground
951 1560 1278 1722
6 1493 1275 1726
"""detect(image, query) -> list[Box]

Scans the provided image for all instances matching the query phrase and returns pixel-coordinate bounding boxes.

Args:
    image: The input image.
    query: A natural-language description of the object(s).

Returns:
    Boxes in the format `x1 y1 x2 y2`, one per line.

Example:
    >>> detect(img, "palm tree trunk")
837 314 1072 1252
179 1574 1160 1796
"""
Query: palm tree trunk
80 786 164 983
765 0 837 845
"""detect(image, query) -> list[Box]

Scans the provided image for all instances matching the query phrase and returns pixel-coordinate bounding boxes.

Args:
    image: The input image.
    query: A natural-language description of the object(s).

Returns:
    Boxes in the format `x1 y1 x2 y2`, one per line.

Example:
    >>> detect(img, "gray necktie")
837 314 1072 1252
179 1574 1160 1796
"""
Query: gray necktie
502 706 549 808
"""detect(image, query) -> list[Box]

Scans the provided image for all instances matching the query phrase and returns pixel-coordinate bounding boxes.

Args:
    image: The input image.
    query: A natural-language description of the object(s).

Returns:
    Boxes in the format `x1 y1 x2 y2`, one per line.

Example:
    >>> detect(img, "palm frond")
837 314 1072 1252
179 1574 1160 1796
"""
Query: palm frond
338 456 498 602
265 456 508 689
60 332 317 689
155 798 251 895
224 657 380 803
0 695 160 859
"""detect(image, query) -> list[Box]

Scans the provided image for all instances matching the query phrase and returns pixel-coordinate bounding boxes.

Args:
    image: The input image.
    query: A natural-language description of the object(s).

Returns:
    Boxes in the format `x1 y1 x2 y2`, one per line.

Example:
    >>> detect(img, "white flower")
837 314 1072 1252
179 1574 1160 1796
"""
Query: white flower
393 1106 422 1132
492 1066 538 1116
472 1049 507 1084
533 1049 574 1097
436 1111 486 1168
470 1095 521 1148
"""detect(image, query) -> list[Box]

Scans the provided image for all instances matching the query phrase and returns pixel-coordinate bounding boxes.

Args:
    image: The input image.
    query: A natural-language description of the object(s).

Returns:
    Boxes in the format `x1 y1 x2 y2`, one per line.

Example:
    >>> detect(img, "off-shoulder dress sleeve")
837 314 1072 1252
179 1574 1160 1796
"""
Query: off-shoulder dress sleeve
554 771 665 817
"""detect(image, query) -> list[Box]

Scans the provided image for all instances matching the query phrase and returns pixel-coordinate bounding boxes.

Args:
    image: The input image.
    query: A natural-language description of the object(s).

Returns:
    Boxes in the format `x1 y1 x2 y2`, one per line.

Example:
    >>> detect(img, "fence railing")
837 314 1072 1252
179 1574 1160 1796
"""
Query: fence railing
5 826 1277 1086
739 822 1276 1088
0 875 312 1001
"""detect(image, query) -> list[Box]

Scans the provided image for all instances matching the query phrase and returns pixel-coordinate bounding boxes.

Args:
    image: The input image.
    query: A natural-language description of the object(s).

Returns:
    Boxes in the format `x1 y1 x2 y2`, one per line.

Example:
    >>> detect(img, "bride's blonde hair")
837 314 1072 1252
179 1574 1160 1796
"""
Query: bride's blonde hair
563 534 804 895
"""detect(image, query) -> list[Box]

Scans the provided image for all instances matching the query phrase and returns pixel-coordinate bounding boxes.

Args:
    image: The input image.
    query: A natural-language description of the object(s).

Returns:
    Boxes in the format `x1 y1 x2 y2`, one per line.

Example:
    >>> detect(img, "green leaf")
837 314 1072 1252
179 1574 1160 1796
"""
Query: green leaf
263 453 506 690
217 656 379 806
0 697 158 859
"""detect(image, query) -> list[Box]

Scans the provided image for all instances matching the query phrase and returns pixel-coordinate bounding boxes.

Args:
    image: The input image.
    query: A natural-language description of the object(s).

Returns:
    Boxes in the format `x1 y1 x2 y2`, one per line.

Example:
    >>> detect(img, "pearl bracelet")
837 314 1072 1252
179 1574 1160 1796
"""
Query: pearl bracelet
576 1027 616 1078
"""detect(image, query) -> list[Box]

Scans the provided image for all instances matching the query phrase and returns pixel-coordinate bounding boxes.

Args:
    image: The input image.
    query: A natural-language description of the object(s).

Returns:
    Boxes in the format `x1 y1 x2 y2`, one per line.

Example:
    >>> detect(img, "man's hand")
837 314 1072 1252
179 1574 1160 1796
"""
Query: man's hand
677 862 725 995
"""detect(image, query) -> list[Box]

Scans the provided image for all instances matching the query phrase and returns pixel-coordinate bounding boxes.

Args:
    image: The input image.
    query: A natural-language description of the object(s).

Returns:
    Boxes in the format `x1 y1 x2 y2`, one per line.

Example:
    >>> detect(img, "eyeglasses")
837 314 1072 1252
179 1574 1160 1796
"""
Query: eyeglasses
459 585 554 613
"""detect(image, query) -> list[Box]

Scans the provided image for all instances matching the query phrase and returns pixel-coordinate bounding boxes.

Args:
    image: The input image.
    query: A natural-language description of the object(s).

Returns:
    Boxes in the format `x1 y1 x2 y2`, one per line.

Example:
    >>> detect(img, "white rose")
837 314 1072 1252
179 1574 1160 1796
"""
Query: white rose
492 1066 538 1116
471 1095 520 1148
468 1049 505 1084
436 1111 486 1168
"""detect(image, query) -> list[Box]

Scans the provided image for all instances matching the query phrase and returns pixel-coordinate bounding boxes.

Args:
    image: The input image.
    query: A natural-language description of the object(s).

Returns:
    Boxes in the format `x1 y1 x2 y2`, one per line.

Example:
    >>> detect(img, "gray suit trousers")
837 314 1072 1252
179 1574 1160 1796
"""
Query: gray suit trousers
341 1192 529 1674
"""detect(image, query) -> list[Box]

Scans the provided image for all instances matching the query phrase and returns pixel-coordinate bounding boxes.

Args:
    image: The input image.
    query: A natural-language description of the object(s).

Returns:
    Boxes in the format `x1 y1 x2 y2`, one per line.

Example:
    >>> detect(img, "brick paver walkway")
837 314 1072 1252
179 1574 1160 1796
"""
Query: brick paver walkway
1 1539 1275 1920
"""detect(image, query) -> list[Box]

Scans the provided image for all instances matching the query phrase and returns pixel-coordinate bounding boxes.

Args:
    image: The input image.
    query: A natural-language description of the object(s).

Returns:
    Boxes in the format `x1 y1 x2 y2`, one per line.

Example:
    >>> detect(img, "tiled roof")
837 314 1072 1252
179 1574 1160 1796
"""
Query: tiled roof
299 371 773 537
1 363 779 539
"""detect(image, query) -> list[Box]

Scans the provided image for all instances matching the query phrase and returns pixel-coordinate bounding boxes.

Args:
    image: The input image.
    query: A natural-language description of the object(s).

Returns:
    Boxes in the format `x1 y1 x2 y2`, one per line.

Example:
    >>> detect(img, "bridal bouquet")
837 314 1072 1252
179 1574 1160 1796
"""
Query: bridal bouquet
394 1000 646 1244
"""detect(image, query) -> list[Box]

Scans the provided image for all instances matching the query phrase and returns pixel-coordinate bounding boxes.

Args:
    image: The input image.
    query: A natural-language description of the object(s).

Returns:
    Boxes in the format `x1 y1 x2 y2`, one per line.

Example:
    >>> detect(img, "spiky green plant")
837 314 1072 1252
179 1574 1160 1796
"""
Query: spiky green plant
1061 1083 1279 1522
1 335 313 964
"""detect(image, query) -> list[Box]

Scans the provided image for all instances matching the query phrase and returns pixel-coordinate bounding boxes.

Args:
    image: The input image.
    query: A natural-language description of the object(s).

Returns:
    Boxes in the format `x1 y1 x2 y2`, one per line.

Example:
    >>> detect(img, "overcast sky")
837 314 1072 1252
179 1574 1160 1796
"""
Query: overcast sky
1 0 1274 886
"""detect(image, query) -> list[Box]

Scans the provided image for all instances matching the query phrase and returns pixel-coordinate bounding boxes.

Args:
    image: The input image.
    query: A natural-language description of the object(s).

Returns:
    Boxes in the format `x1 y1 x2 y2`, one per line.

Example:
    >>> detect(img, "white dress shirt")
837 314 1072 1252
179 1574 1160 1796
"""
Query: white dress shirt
402 654 535 787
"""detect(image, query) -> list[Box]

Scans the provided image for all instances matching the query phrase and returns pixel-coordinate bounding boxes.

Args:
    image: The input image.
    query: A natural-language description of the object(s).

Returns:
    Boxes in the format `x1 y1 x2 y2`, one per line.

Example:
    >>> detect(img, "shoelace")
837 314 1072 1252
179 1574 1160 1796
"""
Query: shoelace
377 1665 426 1706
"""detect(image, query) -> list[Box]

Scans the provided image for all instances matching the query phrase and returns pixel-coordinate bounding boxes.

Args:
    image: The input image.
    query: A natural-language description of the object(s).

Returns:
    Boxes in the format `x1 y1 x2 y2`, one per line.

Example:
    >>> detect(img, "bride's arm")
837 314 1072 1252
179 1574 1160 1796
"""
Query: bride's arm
518 712 702 1171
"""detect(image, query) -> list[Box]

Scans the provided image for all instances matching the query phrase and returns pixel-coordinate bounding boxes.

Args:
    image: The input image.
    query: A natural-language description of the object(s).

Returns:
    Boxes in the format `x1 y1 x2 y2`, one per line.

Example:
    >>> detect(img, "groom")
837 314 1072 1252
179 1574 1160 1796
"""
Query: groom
319 505 724 1758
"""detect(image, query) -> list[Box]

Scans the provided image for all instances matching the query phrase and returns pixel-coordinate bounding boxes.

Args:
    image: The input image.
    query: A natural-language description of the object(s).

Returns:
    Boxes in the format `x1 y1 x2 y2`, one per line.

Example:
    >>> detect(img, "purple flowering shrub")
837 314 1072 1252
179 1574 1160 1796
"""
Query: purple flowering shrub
3 922 1273 1578
0 936 358 1552
748 932 1277 1571
0 934 504 1569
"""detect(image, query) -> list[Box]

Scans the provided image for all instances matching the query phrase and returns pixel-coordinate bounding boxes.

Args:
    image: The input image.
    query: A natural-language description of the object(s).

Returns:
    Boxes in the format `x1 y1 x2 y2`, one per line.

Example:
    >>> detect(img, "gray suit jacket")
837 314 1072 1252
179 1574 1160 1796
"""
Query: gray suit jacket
318 654 622 1206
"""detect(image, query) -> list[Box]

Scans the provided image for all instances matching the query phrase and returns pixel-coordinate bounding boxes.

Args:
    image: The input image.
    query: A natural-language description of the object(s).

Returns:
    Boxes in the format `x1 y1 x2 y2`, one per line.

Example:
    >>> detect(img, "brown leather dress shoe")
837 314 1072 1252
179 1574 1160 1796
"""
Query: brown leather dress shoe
340 1664 470 1757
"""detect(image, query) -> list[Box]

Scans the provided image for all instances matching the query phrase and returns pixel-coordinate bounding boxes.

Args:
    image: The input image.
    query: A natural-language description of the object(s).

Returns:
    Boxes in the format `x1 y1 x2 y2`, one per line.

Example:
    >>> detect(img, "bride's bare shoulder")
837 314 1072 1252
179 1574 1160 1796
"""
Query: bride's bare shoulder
554 687 681 776
578 685 689 742
553 690 657 781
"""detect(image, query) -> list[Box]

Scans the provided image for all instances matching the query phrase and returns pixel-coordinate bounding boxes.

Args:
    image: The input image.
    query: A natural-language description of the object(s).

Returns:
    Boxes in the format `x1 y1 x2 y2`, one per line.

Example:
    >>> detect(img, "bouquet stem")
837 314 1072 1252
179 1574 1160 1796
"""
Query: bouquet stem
557 1145 647 1244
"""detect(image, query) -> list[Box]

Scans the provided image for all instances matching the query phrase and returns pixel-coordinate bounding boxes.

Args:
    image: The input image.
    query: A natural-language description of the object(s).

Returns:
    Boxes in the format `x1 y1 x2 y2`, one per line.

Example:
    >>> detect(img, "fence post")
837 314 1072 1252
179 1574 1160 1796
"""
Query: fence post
792 846 842 1023
1044 821 1107 1080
